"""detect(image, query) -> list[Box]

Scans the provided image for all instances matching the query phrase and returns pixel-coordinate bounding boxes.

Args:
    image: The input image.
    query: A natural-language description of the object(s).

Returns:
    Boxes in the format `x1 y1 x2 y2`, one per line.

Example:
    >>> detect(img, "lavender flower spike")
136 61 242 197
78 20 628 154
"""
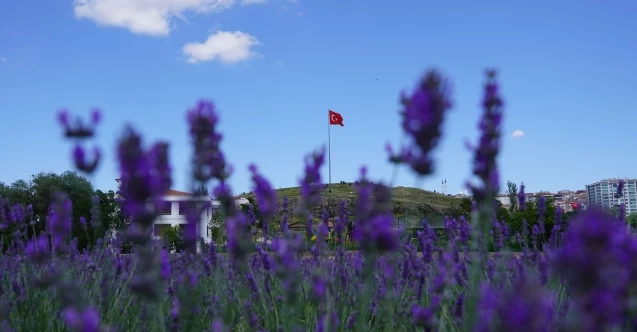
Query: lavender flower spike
57 108 101 139
249 163 278 235
389 69 453 176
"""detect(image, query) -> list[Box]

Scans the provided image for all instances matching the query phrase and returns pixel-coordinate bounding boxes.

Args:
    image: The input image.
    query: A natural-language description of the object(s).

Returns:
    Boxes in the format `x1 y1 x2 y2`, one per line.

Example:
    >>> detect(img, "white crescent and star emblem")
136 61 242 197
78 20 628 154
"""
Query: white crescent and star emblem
329 110 344 126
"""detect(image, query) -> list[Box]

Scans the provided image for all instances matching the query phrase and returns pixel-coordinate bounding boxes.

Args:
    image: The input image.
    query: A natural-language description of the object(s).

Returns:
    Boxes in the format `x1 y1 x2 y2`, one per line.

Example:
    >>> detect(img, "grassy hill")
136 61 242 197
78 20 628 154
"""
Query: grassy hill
243 183 465 222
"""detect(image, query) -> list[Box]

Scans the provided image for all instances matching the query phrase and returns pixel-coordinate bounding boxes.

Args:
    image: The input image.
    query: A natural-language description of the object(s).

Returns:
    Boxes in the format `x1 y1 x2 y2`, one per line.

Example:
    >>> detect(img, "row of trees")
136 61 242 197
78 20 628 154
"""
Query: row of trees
0 171 125 251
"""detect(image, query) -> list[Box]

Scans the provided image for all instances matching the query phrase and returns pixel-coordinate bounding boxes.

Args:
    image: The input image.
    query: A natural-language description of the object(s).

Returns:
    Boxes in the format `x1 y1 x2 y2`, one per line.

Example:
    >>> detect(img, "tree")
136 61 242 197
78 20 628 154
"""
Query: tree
241 196 262 223
95 190 126 231
609 206 620 219
31 171 95 249
208 208 224 242
0 171 97 250
392 201 407 216
0 180 34 206
194 186 209 196
497 206 511 224
628 213 637 230
160 225 185 252
507 181 518 212
459 198 473 218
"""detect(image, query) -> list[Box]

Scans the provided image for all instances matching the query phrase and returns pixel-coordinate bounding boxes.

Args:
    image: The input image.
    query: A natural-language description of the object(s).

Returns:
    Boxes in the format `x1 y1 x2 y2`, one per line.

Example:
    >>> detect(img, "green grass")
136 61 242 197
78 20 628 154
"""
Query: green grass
270 183 459 208
243 183 464 226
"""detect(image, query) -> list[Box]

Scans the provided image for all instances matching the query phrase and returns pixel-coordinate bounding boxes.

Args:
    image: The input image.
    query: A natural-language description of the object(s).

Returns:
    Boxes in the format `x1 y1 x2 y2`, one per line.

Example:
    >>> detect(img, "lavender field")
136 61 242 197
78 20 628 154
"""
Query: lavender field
0 69 634 332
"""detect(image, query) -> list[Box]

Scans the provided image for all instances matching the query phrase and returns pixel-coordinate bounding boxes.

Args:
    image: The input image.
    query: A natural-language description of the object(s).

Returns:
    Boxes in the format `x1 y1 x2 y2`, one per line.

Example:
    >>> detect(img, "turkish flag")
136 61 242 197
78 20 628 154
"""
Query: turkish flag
329 110 344 126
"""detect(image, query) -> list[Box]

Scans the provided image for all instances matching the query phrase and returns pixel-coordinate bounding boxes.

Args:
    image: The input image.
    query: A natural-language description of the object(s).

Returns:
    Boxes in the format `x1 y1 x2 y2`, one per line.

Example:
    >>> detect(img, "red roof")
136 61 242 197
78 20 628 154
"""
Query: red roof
115 179 196 197
165 189 193 196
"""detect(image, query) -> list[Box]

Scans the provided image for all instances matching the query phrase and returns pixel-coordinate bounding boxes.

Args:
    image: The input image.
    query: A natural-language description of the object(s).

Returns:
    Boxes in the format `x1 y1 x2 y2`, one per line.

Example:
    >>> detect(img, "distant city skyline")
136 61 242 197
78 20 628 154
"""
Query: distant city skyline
1 1 636 196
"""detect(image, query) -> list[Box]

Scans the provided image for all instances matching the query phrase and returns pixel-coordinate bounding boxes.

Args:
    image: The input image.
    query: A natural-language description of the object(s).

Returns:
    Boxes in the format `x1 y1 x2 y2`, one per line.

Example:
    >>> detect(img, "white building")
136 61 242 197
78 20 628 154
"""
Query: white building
586 178 637 215
152 189 217 243
496 193 511 207
115 179 248 246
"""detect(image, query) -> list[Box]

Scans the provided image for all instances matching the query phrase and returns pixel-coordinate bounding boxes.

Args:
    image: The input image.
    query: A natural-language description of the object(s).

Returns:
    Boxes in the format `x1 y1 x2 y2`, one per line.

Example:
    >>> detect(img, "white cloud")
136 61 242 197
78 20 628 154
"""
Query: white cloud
241 0 267 4
0 56 6 63
275 60 283 66
512 129 525 138
73 0 265 36
182 31 260 64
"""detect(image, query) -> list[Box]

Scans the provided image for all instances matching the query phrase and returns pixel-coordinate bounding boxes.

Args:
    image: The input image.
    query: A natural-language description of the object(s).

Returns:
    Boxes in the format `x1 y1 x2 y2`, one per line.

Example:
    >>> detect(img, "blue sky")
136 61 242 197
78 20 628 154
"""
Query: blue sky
1 0 636 196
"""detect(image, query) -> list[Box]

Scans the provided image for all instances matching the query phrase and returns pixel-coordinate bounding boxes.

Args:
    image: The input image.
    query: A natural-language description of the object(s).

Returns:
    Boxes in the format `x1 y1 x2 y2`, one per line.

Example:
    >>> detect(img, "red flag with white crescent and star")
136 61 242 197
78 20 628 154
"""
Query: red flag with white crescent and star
329 110 344 126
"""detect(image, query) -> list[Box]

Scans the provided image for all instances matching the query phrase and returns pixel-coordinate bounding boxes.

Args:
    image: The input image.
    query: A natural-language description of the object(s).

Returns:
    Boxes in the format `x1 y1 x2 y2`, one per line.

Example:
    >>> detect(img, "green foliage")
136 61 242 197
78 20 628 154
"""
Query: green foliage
241 196 262 221
628 213 637 230
506 180 518 211
160 225 185 252
208 209 225 243
0 171 99 251
95 189 126 231
500 198 557 248
194 185 209 196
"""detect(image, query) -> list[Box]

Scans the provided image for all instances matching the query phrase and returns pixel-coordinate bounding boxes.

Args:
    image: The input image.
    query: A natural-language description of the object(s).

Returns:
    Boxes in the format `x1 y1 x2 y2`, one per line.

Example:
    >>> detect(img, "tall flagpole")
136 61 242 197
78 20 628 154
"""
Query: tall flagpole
328 110 331 185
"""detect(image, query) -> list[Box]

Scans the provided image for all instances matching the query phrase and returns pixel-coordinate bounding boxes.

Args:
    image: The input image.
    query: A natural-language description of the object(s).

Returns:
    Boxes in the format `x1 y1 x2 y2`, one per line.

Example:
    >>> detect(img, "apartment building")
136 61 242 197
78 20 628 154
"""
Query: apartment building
586 178 637 215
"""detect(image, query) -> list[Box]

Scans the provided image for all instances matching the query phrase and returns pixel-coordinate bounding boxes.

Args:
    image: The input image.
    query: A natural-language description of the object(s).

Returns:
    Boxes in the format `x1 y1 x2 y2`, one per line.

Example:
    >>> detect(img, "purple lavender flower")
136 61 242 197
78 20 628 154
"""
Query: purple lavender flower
549 206 563 247
493 220 504 251
454 293 465 325
550 209 635 330
538 195 546 217
311 274 327 302
388 70 452 175
187 100 231 182
280 197 289 235
225 213 252 264
417 223 436 264
160 248 171 281
57 108 101 139
79 217 87 230
518 183 526 212
353 213 397 253
47 193 73 250
72 144 101 174
211 319 226 332
249 164 278 233
26 234 50 263
117 128 172 225
183 206 202 250
493 277 556 331
538 194 546 238
315 314 325 332
618 203 626 223
351 168 397 253
208 239 217 267
411 305 433 327
298 148 325 210
62 306 101 332
467 69 504 203
169 298 180 331
616 179 625 198
306 214 314 240
9 204 26 226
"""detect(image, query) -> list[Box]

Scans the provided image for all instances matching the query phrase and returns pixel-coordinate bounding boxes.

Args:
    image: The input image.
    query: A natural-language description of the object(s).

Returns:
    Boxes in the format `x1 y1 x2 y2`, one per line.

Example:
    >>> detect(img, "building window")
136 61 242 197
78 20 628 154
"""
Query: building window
157 201 172 215
179 202 196 215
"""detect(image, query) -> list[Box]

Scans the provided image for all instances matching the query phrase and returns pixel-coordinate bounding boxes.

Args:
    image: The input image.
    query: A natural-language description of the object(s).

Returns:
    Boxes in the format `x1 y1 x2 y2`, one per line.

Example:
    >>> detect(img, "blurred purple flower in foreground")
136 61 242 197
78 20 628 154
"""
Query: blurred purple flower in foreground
388 70 452 176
